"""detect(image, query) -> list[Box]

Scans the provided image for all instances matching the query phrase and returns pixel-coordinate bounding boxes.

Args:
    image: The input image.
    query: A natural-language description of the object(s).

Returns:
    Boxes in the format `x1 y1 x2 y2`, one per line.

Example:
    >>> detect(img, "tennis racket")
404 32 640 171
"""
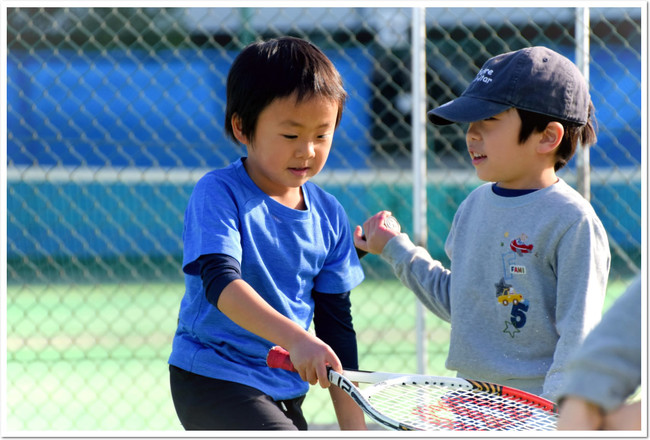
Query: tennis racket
267 346 557 431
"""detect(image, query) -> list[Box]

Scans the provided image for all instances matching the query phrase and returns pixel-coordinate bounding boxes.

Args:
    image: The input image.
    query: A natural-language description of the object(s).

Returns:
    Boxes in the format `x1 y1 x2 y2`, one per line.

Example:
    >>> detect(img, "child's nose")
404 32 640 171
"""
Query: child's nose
466 123 481 141
296 141 315 158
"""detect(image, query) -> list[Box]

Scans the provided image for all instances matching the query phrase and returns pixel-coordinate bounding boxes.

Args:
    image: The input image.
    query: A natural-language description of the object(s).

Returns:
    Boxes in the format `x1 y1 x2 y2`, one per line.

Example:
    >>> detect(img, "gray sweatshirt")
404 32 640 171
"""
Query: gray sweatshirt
382 179 610 402
559 275 641 411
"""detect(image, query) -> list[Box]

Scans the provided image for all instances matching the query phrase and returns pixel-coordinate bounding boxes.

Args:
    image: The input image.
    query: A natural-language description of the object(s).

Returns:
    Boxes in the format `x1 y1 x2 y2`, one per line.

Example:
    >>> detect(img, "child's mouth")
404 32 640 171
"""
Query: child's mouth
470 151 486 165
289 167 309 176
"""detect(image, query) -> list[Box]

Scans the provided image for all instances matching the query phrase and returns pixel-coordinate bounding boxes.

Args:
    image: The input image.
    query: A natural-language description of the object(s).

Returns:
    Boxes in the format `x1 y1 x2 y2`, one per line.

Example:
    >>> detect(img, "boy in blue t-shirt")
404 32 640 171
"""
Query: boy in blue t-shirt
355 47 610 402
168 37 366 430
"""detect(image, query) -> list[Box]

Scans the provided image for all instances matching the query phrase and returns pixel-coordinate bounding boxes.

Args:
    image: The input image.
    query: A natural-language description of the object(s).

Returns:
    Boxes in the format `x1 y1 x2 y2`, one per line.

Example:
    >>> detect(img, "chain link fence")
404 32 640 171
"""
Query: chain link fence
5 6 643 431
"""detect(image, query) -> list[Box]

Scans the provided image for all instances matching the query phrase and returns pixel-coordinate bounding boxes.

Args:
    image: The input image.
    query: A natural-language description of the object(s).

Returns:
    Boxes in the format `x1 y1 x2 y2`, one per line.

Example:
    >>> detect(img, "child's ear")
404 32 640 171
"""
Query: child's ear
537 122 564 154
231 114 249 145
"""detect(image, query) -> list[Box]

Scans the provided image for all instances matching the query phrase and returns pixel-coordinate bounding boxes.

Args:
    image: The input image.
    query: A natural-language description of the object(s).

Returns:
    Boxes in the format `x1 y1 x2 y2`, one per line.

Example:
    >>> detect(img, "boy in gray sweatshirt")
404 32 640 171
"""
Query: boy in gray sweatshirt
354 47 610 402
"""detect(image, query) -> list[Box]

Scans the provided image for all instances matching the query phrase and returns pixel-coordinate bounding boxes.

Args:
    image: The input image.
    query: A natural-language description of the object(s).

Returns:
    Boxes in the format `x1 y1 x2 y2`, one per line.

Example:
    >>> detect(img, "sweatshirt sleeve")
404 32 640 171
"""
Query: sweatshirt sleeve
381 233 453 322
558 275 642 411
542 214 611 401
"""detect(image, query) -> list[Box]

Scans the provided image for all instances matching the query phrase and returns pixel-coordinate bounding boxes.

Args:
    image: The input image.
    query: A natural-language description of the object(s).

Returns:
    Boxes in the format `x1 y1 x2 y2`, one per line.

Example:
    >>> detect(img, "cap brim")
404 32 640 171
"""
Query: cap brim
427 96 511 125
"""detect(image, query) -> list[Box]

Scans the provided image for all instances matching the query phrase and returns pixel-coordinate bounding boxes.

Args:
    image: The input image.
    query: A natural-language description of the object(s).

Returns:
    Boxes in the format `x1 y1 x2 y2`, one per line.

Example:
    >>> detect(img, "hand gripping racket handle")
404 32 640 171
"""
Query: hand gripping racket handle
267 345 414 430
267 346 415 383
267 345 340 377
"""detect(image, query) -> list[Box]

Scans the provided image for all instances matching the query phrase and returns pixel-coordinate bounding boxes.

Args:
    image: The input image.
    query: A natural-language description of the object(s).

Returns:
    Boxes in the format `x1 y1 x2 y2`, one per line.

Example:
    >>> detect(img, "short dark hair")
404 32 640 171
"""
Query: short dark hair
224 37 347 144
517 103 597 171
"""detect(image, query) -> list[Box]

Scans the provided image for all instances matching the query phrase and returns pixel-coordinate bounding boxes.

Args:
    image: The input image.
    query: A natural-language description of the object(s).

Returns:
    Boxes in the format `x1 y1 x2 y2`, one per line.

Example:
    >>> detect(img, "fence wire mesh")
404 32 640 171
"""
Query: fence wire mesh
5 6 644 431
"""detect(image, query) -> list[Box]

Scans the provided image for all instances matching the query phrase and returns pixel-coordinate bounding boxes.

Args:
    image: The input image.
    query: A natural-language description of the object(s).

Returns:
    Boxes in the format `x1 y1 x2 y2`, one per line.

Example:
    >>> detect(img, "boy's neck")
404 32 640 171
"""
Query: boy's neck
242 158 307 210
495 168 559 190
495 178 559 191
273 189 306 210
492 183 539 197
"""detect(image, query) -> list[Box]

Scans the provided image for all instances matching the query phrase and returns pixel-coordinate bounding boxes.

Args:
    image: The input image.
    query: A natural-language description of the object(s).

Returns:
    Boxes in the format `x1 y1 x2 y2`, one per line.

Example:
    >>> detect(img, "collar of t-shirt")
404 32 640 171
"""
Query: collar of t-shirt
491 183 539 197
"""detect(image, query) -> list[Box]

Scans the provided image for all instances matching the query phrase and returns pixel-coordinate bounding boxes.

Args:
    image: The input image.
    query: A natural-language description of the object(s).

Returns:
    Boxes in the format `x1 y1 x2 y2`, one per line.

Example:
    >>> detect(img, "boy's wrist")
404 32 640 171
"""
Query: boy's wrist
381 232 410 256
557 396 604 430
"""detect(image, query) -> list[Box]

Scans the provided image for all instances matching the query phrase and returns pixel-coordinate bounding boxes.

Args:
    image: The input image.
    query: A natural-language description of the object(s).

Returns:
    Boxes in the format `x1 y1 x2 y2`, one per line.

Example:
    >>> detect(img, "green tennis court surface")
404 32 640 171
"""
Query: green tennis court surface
6 278 631 431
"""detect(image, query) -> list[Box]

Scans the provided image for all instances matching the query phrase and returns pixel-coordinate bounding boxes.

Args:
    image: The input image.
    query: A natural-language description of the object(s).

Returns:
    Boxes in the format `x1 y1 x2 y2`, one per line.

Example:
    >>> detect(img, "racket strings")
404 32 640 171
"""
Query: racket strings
366 382 557 431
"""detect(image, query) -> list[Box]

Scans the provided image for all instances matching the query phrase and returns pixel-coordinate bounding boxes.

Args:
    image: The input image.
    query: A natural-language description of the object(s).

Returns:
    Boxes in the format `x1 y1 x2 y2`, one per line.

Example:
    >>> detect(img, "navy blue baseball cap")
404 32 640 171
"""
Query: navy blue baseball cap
428 46 590 125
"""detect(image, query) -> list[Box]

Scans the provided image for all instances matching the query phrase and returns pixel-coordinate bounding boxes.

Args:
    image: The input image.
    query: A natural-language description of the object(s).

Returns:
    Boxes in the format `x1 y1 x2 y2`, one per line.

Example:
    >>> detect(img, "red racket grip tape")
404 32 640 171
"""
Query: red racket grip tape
267 346 297 372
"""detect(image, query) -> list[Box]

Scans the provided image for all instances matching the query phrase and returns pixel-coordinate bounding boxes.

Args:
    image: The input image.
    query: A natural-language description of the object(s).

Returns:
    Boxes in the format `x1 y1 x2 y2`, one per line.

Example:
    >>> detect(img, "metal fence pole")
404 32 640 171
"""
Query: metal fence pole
411 6 428 374
575 7 591 200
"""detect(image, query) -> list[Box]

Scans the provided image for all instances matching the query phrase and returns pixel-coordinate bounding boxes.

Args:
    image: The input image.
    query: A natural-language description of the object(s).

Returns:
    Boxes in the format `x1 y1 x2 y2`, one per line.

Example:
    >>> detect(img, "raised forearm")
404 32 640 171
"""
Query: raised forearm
217 279 340 388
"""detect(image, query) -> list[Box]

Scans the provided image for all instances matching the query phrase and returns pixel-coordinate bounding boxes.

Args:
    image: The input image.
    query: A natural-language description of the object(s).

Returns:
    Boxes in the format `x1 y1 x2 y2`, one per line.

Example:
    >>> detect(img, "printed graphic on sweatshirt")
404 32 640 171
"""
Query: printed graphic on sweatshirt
501 233 535 280
510 233 534 255
497 232 535 338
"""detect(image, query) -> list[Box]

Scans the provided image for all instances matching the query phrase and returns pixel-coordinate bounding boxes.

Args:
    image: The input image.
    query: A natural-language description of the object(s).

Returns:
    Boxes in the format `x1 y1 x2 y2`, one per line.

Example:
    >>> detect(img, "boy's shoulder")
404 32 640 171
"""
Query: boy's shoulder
545 179 599 216
189 160 250 205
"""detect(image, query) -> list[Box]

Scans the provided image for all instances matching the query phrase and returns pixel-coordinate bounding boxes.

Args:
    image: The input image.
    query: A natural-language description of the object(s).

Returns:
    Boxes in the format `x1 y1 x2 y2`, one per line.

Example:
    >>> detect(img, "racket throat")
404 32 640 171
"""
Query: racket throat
328 370 415 431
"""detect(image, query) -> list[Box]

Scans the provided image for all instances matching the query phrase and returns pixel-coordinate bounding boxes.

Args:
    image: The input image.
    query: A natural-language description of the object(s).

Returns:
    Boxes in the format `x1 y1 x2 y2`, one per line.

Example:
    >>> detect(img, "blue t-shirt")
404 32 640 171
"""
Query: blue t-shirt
168 158 364 400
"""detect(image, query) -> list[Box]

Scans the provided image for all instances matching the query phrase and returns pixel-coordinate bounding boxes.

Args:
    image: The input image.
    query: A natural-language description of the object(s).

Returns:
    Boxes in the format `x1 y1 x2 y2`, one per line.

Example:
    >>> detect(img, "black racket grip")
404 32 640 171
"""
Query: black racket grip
356 234 368 259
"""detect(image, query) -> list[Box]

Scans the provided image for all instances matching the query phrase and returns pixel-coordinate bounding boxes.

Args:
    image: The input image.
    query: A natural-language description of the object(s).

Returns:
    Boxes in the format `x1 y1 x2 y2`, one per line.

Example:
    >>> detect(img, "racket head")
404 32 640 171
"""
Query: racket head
362 376 558 431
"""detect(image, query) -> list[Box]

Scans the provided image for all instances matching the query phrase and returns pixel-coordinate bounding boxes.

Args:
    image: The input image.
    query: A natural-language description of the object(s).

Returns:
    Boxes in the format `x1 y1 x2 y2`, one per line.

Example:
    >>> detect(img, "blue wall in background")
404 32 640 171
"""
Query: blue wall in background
7 48 373 169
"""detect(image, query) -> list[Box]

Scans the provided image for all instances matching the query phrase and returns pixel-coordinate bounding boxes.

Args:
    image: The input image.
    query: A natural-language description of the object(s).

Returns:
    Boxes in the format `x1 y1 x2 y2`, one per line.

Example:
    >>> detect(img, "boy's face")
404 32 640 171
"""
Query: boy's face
466 108 552 189
242 93 338 202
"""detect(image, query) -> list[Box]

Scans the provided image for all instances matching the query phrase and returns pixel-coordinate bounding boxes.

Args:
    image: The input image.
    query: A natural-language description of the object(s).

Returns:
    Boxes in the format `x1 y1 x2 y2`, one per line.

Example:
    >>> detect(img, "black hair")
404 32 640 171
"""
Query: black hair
224 36 347 144
517 103 597 171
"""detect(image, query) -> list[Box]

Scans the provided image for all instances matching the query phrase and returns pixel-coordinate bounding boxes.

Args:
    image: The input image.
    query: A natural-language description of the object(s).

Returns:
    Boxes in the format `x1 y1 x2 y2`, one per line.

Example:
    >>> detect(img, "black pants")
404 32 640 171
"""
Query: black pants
169 365 308 430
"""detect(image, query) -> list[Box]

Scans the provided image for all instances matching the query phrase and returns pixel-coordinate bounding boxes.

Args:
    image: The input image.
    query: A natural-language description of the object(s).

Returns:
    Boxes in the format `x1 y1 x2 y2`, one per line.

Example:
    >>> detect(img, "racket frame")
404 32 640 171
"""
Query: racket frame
266 346 557 431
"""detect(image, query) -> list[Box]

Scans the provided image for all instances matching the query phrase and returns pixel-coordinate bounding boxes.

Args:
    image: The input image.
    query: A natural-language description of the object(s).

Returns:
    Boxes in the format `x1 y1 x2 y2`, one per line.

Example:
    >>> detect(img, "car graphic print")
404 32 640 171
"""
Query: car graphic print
498 287 523 306
494 277 524 306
